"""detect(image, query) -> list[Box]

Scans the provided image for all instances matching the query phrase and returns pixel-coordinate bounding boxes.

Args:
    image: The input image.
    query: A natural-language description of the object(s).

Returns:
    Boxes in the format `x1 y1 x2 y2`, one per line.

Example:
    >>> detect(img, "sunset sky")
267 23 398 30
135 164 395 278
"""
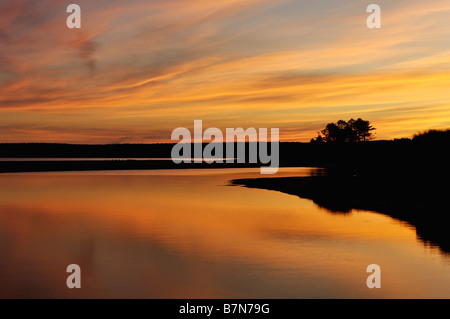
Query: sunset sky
1 0 450 143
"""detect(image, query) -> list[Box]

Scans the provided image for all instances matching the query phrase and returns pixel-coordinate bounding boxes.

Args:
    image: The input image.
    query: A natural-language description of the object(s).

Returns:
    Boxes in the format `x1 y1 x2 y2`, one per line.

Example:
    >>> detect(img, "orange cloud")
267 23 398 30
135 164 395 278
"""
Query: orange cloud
1 0 450 142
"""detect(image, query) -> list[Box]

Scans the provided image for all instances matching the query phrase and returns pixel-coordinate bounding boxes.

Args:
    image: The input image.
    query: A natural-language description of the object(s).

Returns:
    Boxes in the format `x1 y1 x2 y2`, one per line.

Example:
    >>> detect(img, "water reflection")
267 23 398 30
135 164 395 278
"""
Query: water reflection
0 168 449 298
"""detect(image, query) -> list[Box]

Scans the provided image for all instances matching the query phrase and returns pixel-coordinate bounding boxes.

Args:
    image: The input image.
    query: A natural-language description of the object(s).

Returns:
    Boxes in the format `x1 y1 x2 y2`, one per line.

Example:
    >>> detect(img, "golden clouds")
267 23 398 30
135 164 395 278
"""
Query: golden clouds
1 0 450 142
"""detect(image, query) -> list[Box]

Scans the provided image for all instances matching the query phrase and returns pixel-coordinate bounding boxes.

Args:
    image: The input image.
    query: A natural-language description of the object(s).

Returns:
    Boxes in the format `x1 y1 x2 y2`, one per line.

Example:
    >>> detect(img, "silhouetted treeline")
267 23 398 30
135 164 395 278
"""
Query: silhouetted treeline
0 143 174 158
311 118 375 143
0 134 448 173
413 128 450 143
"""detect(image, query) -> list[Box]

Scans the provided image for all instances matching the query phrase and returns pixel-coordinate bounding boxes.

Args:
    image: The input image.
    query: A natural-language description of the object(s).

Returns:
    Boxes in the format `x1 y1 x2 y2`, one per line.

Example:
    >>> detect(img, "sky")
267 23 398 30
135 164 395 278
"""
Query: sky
1 0 450 143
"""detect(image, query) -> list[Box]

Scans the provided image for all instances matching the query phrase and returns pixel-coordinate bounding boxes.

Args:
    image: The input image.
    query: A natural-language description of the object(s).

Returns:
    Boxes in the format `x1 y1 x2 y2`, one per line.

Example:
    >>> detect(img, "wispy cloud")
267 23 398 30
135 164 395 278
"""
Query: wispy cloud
1 0 450 142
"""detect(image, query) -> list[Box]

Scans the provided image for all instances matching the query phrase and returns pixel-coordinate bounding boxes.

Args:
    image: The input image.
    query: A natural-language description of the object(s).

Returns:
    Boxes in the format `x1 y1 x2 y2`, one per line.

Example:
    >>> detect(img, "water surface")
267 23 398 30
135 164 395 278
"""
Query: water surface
0 168 449 298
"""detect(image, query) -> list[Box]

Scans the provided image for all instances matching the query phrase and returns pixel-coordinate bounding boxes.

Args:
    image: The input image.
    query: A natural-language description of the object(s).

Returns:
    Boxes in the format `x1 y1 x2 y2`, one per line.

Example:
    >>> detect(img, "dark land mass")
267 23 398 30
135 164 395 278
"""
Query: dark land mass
0 141 372 172
0 143 175 159
0 160 261 173
1 131 450 254
0 142 264 173
232 175 450 254
233 130 450 254
1 137 445 171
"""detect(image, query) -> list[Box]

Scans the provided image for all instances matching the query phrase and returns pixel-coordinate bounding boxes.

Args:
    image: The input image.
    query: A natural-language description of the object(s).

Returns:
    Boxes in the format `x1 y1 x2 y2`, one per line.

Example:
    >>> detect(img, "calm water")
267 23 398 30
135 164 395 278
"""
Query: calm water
0 168 449 298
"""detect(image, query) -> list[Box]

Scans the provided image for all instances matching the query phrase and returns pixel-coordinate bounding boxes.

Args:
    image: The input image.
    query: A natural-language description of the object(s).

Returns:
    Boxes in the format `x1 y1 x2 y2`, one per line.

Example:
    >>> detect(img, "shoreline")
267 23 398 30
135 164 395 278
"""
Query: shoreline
231 175 450 255
0 160 263 173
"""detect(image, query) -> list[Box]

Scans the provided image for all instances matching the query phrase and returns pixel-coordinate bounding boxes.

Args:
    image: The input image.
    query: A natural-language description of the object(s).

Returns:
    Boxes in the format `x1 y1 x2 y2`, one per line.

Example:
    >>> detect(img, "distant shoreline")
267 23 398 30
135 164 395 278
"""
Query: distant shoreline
0 160 263 173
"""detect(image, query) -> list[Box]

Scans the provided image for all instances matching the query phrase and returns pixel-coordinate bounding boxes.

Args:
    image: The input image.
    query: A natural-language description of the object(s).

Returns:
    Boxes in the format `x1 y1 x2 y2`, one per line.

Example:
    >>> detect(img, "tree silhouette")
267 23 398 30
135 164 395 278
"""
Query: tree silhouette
351 118 375 142
311 118 375 143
